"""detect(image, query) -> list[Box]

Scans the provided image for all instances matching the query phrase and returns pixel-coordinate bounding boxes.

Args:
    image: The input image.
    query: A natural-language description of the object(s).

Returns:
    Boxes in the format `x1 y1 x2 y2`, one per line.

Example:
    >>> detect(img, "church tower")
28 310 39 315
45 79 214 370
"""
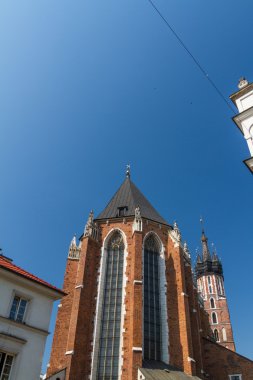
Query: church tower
46 169 206 380
230 77 253 173
45 169 253 380
195 229 235 351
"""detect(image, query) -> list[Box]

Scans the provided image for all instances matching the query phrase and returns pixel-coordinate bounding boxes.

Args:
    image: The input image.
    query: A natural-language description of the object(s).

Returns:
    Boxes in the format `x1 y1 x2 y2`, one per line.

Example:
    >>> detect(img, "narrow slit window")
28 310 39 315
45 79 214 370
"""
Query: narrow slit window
210 298 215 309
213 329 219 342
212 312 218 324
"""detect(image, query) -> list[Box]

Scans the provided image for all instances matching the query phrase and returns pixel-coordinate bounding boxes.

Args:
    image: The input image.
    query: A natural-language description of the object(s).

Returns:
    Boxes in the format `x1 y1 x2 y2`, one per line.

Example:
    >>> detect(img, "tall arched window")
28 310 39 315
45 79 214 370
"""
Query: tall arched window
210 298 215 309
97 231 124 380
212 312 218 324
143 234 161 360
213 329 219 342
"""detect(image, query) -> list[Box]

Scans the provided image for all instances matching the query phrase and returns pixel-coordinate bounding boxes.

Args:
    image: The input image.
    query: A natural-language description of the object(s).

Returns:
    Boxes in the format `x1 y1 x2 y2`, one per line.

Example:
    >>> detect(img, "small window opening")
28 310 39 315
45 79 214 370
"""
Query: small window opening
117 206 128 217
213 329 219 342
210 298 215 309
212 312 218 324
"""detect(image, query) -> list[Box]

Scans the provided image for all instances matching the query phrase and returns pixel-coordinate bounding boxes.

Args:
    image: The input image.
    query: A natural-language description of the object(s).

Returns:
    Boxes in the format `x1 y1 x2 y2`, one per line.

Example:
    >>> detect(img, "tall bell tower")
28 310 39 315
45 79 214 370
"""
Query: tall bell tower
195 229 235 351
230 77 253 173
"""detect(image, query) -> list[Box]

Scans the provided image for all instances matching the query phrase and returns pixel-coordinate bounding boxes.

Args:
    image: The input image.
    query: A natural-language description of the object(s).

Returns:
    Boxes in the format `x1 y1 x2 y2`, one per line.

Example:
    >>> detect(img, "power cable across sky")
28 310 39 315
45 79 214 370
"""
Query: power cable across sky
146 0 236 114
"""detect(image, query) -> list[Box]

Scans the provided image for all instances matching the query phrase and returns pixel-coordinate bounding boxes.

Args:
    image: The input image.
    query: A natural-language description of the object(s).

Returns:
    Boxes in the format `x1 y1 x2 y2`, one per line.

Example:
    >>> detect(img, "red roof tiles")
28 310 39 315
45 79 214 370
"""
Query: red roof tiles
0 255 65 295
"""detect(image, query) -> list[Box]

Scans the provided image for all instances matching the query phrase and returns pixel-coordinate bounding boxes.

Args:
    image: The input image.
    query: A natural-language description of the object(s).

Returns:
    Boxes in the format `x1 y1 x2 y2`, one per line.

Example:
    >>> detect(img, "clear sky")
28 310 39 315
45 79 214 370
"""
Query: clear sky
0 0 252 374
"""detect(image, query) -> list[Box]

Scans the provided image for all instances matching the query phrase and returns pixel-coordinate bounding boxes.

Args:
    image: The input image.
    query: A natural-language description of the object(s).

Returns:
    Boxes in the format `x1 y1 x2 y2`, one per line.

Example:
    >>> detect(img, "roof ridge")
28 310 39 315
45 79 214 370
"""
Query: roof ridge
0 256 64 295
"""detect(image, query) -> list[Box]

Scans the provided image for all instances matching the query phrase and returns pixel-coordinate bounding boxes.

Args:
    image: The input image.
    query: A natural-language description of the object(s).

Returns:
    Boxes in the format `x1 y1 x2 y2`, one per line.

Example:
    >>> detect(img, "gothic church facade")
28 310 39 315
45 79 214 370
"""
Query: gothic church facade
46 172 253 380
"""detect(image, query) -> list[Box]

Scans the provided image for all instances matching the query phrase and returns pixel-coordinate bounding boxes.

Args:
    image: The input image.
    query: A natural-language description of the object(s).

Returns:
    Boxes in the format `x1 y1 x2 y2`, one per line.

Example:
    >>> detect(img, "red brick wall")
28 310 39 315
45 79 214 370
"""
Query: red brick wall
203 337 253 380
47 257 79 377
47 237 100 380
166 239 196 376
48 217 250 380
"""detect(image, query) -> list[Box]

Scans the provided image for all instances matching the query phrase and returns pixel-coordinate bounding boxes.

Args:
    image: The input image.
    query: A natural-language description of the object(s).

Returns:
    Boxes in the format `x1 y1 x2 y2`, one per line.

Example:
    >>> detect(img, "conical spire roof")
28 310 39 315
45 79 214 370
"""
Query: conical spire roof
96 176 168 225
201 230 211 261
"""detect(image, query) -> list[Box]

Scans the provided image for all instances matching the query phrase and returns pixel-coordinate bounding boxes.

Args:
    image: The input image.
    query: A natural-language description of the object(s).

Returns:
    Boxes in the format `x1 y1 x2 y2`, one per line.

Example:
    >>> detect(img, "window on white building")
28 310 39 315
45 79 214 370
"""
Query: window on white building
9 295 28 323
0 351 14 380
229 375 242 380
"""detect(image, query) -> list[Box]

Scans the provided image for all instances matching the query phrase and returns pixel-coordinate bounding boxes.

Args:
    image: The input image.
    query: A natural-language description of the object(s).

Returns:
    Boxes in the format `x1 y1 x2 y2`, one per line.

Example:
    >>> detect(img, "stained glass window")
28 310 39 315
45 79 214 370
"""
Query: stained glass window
97 231 124 380
143 235 161 361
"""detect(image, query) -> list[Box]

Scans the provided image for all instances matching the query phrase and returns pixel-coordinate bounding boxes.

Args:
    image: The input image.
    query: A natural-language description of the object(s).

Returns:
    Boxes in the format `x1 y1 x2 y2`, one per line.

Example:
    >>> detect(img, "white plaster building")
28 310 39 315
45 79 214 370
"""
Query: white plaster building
230 77 253 173
0 254 64 380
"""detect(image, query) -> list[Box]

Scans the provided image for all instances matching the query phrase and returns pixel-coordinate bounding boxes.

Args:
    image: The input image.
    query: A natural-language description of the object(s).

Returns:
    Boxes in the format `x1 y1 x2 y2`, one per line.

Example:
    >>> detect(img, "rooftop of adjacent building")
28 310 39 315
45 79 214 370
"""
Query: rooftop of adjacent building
0 253 65 296
140 360 201 380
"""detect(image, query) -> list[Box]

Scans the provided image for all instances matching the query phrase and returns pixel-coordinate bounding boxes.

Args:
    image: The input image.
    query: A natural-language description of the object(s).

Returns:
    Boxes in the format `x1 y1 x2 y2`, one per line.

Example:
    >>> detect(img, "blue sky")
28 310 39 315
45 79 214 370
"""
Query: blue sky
0 0 253 373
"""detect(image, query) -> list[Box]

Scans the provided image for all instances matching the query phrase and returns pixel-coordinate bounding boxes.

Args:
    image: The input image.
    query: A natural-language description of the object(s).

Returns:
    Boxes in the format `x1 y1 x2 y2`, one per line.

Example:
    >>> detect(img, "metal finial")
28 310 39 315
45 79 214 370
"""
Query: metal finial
200 216 205 233
238 77 248 89
126 164 131 178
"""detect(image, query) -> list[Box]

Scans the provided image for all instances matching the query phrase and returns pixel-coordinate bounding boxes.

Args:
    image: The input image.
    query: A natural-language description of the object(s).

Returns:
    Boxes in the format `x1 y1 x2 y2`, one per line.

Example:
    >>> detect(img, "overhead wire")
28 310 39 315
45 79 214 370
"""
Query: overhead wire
146 0 236 114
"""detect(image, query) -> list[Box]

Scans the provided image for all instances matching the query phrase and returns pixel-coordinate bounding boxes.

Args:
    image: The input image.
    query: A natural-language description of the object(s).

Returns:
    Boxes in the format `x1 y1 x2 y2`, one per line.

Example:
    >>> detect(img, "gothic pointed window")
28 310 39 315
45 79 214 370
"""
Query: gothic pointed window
97 231 124 380
210 298 215 309
213 328 219 342
212 312 218 324
143 234 161 360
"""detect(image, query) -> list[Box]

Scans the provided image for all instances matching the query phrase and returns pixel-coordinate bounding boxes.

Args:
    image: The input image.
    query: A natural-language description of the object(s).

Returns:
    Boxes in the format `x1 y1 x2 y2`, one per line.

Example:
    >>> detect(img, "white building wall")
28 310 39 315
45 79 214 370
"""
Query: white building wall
0 269 59 380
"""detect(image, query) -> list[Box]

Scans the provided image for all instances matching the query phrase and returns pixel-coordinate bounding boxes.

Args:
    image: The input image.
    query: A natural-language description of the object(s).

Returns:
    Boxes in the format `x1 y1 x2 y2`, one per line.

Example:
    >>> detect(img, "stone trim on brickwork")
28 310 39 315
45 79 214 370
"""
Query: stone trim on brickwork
90 228 128 380
142 231 169 364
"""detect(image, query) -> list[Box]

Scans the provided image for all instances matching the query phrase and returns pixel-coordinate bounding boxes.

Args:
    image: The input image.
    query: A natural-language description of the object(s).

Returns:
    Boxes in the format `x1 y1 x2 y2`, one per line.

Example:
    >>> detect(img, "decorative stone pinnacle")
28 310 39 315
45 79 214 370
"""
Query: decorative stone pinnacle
68 234 80 260
133 205 142 232
126 164 131 178
135 205 141 220
183 241 191 259
173 221 181 241
238 77 249 89
70 235 77 248
84 209 100 241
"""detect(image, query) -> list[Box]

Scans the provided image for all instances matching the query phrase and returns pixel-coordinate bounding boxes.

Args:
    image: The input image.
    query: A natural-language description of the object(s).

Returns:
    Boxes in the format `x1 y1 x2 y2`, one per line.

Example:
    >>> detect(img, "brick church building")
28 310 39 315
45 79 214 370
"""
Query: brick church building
46 169 253 380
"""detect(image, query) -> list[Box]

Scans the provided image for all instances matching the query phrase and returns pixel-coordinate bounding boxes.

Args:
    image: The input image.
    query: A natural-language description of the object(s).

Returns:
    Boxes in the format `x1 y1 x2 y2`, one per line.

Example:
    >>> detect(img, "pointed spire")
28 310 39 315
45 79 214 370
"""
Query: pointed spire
183 241 191 259
83 210 100 241
197 254 202 264
201 229 211 261
200 217 211 261
173 221 181 241
70 234 77 248
68 234 80 260
126 164 131 178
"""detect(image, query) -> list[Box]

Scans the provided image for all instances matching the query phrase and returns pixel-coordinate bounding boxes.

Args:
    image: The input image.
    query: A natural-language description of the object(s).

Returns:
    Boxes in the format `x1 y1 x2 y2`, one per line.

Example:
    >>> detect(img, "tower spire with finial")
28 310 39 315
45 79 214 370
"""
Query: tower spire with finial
200 217 211 261
126 164 131 178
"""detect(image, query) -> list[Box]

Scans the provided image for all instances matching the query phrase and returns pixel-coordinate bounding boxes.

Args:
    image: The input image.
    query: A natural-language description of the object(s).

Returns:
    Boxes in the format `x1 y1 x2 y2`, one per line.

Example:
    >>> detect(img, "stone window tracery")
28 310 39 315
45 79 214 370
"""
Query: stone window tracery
97 231 124 380
143 234 161 361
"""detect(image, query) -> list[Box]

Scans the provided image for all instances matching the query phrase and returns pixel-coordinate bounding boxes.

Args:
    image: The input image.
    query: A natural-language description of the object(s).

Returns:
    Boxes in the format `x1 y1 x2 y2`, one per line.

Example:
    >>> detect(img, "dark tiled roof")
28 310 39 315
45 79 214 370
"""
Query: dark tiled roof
0 255 65 296
96 177 169 225
140 360 201 380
